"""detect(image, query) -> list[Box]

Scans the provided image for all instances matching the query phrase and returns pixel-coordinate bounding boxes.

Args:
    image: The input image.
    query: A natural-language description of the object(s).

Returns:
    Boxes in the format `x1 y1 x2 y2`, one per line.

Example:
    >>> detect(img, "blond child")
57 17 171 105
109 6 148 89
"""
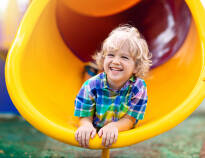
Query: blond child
74 25 152 148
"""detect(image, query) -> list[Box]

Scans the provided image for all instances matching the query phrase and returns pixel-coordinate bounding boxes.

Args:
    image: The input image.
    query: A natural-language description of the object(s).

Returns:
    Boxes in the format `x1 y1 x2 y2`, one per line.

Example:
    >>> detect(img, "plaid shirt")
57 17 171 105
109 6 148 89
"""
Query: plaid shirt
74 72 148 128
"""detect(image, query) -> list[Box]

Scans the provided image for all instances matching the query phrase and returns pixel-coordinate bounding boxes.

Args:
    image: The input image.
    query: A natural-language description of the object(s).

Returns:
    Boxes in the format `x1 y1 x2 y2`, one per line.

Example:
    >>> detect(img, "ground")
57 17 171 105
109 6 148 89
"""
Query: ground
1 101 205 158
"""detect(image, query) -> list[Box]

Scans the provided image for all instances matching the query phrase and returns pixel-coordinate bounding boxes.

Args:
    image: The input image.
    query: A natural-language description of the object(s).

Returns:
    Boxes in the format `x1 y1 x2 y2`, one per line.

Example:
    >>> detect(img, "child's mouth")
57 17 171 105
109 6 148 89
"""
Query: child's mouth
109 67 123 71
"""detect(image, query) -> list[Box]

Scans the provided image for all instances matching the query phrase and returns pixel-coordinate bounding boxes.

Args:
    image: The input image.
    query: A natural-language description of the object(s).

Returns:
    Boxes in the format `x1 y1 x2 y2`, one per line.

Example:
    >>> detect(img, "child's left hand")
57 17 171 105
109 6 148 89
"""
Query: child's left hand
98 122 118 147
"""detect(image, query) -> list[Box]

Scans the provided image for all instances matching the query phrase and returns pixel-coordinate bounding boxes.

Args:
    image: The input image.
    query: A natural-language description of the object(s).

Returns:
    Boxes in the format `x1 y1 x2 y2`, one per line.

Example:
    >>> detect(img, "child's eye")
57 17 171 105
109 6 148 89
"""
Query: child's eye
121 56 129 60
107 53 114 57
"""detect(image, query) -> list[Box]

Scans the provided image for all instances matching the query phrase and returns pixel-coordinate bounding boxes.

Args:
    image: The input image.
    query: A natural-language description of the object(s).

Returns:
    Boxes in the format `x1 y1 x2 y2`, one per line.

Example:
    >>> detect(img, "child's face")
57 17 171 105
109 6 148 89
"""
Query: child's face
103 43 137 89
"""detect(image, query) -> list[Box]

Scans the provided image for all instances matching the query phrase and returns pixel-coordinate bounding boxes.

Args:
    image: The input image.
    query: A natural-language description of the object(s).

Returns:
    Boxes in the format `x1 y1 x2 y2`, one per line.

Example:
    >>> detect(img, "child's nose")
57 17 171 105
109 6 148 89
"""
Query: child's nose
112 57 120 64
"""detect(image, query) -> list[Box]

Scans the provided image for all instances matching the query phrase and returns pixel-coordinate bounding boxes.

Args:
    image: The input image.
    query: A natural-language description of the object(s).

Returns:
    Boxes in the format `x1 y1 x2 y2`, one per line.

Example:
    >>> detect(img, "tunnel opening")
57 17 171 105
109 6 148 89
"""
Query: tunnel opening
56 0 192 69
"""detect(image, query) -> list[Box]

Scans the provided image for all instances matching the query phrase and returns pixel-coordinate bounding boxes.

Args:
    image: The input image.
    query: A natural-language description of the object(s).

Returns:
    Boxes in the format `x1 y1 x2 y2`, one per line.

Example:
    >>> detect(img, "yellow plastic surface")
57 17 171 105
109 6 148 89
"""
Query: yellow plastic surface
5 0 205 149
61 0 141 17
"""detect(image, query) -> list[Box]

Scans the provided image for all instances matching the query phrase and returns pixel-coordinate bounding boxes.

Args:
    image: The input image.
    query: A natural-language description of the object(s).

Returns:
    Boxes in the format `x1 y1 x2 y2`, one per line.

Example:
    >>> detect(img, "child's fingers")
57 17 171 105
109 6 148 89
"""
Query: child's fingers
85 131 90 147
91 129 96 139
105 132 111 147
75 130 79 142
108 132 115 146
113 131 118 143
81 131 86 147
77 131 82 146
102 130 108 146
98 129 103 137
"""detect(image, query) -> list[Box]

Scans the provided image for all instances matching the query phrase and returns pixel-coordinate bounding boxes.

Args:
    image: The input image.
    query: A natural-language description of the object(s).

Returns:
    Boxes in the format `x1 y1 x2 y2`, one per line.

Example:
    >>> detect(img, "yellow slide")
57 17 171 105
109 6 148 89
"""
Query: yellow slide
5 0 205 153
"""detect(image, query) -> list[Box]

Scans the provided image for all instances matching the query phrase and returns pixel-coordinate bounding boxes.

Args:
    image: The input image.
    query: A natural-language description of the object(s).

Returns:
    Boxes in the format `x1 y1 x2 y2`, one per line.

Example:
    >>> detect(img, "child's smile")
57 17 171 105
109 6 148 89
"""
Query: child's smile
109 66 123 71
108 66 123 77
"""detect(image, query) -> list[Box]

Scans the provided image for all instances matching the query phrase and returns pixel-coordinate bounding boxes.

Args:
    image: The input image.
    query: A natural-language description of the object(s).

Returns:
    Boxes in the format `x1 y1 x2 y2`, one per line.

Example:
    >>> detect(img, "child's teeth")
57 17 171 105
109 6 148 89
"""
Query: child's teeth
111 67 121 71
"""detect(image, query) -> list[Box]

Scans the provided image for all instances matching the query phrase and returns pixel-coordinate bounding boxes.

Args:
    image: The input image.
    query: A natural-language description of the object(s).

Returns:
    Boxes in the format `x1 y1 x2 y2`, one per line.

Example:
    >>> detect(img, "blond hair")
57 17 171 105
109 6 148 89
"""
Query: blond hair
93 24 152 78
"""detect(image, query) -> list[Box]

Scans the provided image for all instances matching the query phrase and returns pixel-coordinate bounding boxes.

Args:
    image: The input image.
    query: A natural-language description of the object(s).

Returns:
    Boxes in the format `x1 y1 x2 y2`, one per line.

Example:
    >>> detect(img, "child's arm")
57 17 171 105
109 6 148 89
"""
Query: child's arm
79 116 93 126
108 114 136 132
75 116 97 148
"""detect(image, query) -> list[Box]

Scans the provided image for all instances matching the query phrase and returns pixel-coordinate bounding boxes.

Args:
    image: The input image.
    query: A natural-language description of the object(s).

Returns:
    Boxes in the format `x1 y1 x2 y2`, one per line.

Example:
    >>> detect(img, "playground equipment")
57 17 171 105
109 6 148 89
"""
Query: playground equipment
5 0 205 157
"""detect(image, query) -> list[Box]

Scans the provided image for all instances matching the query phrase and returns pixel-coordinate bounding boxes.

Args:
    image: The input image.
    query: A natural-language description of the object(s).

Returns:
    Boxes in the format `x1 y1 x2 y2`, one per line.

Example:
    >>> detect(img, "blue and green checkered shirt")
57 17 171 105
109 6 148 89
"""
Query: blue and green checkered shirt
74 72 148 128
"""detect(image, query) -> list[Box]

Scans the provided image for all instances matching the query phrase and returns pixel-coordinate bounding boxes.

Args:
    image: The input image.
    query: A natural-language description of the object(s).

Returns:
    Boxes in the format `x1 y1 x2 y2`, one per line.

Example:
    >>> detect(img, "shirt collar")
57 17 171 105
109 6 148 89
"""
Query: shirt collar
102 72 136 91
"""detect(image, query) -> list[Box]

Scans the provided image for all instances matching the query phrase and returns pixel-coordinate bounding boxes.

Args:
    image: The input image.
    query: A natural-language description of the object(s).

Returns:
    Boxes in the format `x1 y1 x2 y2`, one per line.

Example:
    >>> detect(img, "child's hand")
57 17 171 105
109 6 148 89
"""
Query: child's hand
75 124 96 148
98 123 118 147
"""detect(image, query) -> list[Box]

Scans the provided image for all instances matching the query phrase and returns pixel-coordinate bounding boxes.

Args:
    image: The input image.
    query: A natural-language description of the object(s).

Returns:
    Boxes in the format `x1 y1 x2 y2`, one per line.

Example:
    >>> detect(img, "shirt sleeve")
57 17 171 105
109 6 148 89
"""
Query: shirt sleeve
127 80 148 121
74 80 96 117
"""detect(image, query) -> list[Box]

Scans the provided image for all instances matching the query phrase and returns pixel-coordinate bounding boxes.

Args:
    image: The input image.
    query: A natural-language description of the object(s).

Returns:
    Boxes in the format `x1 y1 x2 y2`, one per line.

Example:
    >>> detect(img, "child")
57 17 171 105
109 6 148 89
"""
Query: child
74 25 152 148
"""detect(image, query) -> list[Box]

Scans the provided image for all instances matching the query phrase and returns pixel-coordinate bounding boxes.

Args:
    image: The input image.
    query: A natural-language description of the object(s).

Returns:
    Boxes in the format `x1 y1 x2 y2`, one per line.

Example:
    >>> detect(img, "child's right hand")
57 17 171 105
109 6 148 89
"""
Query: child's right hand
75 124 96 148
